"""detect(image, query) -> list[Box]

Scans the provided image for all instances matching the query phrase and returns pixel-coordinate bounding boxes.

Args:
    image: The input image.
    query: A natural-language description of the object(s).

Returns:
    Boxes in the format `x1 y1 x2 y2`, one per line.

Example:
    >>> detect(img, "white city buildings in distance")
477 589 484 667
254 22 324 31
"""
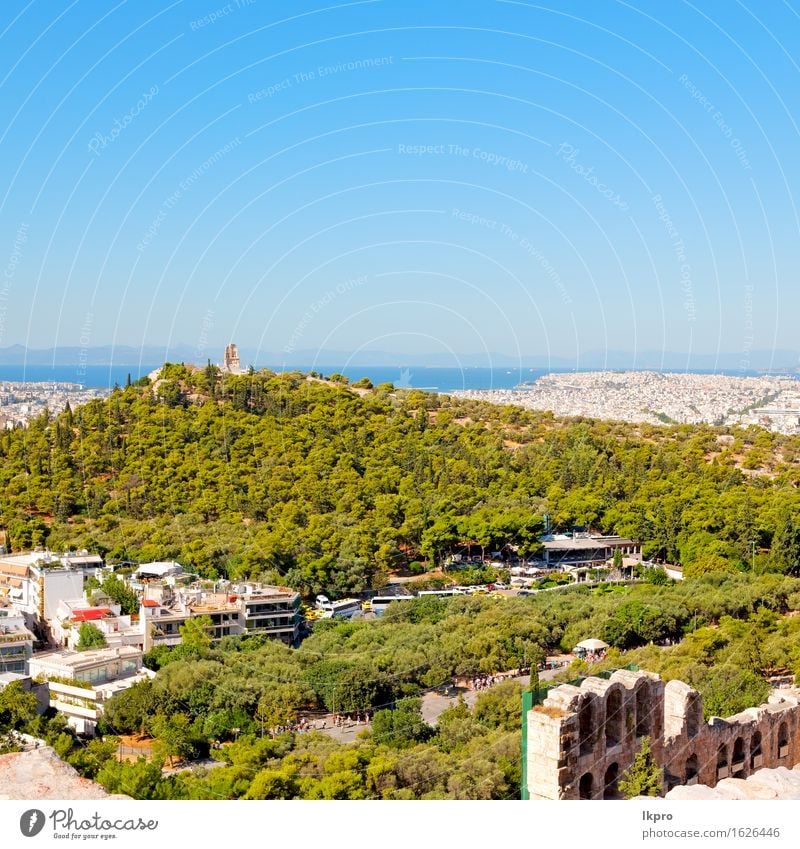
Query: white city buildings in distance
4 365 800 435
451 371 800 434
0 381 110 429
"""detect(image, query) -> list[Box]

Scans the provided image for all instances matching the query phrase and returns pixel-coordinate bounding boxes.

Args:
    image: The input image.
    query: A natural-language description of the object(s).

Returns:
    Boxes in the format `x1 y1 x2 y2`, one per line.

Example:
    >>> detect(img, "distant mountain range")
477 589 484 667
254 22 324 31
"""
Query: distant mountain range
0 344 797 373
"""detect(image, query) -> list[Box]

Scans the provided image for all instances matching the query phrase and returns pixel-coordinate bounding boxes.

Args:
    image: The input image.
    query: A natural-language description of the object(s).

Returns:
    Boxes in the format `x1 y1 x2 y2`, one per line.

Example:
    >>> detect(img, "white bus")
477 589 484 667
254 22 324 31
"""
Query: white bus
315 595 362 619
370 595 414 616
416 588 466 598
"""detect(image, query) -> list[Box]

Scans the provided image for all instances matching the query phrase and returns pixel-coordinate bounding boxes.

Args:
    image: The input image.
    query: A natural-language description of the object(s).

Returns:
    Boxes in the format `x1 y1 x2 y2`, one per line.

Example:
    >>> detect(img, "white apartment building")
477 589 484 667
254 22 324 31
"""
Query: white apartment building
0 606 35 674
51 598 141 650
0 550 104 638
140 581 301 648
28 645 148 735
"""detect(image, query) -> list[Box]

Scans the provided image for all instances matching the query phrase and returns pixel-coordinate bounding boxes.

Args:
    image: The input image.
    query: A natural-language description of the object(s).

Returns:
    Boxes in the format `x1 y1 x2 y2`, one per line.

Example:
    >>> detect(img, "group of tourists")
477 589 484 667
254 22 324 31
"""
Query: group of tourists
470 674 508 690
271 719 316 735
328 713 371 728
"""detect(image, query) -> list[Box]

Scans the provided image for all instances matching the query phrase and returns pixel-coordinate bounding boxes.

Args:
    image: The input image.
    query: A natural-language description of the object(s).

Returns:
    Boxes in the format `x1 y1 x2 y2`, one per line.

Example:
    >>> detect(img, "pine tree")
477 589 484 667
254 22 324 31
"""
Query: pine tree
619 736 663 799
771 509 800 575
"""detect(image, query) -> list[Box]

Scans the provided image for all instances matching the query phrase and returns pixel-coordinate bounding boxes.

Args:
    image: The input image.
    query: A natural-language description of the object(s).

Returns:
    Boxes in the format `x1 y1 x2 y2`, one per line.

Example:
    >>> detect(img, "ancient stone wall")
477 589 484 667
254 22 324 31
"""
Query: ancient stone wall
526 670 800 800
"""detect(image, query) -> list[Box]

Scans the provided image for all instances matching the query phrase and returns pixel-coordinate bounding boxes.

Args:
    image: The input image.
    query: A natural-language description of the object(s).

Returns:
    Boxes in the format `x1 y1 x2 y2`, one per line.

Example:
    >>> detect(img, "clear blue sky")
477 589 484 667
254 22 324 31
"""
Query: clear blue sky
1 0 798 368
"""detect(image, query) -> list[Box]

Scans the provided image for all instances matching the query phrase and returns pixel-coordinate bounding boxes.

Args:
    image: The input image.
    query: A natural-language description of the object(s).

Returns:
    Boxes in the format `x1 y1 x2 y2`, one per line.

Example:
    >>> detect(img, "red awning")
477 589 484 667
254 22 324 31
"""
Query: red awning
72 607 111 622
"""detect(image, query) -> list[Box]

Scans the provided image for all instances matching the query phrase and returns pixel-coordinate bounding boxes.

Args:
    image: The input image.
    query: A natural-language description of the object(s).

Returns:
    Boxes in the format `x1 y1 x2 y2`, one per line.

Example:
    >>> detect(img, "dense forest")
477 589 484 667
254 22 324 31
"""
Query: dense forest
2 365 800 595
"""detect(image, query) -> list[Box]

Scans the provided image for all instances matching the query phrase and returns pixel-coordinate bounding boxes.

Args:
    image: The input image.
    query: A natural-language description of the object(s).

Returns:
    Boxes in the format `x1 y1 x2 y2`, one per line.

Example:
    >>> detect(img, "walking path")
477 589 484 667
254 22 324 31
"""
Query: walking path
300 655 575 741
420 657 571 726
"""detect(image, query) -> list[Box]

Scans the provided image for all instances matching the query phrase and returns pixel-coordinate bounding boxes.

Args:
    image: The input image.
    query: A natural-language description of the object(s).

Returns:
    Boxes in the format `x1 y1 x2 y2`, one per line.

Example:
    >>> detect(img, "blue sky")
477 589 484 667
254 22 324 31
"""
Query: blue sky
1 0 799 368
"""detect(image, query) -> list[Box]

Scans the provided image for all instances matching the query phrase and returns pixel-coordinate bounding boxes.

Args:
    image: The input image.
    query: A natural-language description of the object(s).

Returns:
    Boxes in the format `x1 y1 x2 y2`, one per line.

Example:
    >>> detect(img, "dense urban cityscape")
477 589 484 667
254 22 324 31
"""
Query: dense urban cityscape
452 371 800 432
0 381 110 429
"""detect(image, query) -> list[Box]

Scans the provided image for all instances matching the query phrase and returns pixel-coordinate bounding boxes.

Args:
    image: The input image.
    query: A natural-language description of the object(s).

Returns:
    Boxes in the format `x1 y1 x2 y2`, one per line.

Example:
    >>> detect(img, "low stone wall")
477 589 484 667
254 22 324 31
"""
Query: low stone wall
526 670 800 800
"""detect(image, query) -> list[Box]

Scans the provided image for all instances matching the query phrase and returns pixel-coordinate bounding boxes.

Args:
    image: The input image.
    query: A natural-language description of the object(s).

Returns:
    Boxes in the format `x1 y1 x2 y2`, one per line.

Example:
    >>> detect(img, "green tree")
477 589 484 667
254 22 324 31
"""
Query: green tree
619 737 662 799
255 684 306 735
96 756 174 799
179 615 214 654
101 681 156 735
701 667 769 719
76 622 108 651
0 681 38 731
771 510 800 575
529 665 540 696
151 713 203 766
370 699 429 747
684 553 736 579
100 574 139 615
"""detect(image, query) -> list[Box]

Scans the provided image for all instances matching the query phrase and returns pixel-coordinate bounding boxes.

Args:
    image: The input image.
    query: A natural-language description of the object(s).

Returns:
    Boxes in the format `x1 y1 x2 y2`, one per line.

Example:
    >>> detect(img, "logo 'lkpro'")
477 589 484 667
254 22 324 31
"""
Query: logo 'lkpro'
20 810 46 837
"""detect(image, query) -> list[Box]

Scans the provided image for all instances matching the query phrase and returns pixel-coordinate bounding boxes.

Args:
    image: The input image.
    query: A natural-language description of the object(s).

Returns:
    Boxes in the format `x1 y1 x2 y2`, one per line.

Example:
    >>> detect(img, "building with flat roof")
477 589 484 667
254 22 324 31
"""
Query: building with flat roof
536 534 641 580
241 584 301 643
0 550 104 639
52 597 142 650
0 607 35 673
133 561 184 581
28 646 147 735
140 581 301 648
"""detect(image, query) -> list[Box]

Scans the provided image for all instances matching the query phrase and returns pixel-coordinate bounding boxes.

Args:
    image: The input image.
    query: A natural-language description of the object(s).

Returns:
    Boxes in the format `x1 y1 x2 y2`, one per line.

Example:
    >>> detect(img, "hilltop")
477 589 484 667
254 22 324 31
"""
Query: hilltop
1 364 800 595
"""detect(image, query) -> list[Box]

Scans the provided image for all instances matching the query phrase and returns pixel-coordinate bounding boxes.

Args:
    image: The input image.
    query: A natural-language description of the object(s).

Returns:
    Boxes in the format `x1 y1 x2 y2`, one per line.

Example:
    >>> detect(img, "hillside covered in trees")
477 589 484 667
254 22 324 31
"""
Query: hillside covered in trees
3 365 800 595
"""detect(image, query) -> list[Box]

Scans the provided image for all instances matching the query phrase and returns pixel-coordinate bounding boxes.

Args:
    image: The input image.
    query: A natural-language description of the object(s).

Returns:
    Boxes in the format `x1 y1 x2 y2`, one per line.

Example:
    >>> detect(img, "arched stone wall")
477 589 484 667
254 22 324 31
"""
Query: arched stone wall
526 671 800 800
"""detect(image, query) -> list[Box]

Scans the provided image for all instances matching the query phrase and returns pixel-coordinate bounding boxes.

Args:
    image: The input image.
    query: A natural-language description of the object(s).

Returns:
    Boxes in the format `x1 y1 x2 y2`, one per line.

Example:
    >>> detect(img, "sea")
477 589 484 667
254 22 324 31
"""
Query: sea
0 364 794 393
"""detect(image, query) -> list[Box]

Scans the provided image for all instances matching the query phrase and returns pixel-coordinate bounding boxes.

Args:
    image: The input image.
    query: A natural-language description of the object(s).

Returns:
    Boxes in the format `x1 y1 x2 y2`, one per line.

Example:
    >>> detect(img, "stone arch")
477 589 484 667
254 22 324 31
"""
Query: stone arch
605 688 623 747
578 695 596 756
579 771 594 800
635 679 652 737
717 743 728 778
685 753 699 784
686 693 702 738
732 737 745 776
777 722 789 759
750 730 762 770
603 762 620 799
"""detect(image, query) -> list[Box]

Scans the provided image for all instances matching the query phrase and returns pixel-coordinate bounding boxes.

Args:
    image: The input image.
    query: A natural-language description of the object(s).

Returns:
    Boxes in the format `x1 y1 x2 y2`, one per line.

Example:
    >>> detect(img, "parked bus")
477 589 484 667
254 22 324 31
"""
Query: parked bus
315 595 362 619
371 595 414 615
416 588 466 598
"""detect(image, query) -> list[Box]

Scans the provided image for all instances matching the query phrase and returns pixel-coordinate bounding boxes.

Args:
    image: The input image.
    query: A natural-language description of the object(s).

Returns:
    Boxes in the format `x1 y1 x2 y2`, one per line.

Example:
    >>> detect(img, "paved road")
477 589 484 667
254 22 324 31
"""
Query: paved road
302 656 574 741
420 660 571 726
